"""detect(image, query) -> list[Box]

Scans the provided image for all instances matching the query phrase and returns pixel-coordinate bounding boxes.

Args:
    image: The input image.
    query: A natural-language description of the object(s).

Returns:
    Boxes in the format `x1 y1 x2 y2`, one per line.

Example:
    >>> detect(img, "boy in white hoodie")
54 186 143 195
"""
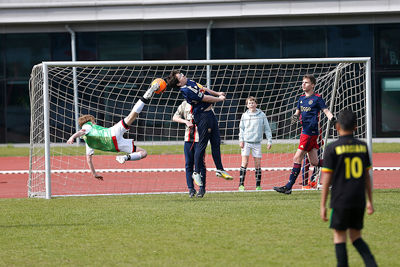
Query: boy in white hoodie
238 96 272 191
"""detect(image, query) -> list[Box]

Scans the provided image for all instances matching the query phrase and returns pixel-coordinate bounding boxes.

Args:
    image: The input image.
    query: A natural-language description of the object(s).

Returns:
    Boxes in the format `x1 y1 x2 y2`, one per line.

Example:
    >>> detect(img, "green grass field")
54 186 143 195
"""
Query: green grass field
1 189 399 266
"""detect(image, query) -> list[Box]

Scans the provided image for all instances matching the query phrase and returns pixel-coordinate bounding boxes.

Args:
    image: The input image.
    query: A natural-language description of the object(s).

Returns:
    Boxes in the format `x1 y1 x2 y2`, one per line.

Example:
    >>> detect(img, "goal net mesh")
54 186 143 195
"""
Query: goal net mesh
29 60 368 197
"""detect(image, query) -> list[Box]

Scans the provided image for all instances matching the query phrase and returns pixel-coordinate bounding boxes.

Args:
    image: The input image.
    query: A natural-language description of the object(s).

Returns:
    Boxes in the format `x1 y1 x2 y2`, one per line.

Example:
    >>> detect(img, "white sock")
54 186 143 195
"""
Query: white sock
127 152 142 161
132 100 145 113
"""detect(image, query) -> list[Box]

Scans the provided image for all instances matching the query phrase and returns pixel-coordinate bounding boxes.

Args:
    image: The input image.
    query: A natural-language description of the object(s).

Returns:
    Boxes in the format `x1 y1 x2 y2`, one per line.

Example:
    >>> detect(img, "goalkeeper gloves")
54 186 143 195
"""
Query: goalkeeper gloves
291 114 299 125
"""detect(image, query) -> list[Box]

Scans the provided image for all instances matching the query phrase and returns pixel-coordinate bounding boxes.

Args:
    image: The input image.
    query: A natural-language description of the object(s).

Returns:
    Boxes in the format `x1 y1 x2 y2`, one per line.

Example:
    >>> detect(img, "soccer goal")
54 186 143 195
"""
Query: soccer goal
29 58 372 198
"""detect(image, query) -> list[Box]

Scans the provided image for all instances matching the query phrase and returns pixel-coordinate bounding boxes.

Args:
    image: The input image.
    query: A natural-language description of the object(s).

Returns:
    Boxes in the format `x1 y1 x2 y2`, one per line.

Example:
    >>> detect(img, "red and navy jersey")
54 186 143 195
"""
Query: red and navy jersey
180 79 211 116
297 93 327 135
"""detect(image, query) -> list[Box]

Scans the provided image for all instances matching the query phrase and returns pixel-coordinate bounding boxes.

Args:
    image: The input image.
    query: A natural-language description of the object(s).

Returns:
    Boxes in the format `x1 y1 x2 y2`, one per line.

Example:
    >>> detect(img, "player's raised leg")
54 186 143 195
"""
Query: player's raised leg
115 79 166 164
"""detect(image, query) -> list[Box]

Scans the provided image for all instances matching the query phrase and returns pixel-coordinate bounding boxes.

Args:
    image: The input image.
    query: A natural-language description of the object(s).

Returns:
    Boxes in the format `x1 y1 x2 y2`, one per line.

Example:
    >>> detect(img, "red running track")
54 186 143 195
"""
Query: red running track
0 153 399 198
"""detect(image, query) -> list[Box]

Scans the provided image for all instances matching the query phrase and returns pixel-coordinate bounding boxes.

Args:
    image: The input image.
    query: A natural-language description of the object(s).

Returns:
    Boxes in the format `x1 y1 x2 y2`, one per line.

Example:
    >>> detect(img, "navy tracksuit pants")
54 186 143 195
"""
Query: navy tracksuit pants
193 110 224 187
184 141 206 190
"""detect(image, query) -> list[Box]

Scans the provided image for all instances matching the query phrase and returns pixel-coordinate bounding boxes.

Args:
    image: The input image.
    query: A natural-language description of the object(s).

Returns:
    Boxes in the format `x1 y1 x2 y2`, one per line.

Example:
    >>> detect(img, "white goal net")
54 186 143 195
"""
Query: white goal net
29 58 371 198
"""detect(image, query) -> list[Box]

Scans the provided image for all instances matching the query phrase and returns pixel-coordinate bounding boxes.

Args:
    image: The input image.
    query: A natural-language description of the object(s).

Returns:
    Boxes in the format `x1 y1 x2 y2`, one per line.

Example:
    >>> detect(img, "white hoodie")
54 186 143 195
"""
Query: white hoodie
239 108 272 144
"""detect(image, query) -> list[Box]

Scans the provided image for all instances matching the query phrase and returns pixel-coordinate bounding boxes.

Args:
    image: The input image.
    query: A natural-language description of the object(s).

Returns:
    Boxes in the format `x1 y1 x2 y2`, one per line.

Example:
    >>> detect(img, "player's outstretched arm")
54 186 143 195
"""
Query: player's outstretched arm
67 129 86 144
86 154 103 180
202 94 226 103
204 87 225 97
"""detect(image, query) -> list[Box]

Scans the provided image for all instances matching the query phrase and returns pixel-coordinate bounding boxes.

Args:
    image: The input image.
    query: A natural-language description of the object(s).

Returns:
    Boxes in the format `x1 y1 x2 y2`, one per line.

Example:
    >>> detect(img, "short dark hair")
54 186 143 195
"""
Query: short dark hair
338 109 357 131
167 70 180 89
303 74 316 85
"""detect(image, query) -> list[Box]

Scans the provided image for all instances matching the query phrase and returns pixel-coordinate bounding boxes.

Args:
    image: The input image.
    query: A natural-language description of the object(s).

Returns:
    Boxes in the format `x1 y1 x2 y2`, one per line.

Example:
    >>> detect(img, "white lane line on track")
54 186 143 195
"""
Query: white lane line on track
1 167 400 175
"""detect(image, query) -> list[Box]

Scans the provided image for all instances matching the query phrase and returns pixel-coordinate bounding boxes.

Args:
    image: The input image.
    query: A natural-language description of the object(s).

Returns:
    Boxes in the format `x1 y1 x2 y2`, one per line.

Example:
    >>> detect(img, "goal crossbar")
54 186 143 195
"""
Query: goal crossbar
42 57 371 67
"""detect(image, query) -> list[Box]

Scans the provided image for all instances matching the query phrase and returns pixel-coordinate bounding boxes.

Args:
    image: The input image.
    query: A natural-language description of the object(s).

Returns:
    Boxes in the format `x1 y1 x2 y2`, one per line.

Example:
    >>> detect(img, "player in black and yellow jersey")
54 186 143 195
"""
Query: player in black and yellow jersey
320 109 377 267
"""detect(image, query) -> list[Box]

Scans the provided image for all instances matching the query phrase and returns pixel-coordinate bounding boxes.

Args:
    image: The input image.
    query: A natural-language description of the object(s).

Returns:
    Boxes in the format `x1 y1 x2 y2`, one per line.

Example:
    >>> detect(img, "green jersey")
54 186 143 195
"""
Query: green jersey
81 122 117 152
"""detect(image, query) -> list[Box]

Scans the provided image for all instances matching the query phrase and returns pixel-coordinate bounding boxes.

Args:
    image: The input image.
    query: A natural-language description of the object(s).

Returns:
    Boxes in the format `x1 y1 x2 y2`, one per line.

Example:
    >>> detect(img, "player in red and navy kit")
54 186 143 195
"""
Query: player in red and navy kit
167 70 233 198
274 74 336 194
172 100 207 198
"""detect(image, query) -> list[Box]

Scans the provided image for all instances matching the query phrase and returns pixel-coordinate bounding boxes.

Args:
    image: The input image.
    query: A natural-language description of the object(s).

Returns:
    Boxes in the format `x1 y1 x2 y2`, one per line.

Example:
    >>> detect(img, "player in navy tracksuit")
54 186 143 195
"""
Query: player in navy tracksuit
167 70 233 198
274 74 336 194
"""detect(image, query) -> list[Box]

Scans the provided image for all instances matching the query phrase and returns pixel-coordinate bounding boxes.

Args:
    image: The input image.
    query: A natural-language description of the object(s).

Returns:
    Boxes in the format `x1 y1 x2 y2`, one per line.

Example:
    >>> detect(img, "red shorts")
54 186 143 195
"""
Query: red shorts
298 134 319 152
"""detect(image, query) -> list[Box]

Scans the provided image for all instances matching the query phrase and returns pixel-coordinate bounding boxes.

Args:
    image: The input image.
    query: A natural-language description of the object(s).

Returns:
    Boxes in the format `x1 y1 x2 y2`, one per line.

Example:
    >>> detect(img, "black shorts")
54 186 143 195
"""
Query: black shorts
330 207 365 230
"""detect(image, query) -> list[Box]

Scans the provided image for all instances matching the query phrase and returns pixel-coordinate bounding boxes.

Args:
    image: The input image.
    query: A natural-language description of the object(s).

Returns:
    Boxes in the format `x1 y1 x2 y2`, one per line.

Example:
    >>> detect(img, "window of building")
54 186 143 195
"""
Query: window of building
77 32 97 60
0 79 4 142
6 81 30 142
98 31 142 60
143 30 186 60
0 35 4 80
5 33 51 79
377 25 400 66
4 33 51 142
380 77 400 132
212 29 235 59
188 29 206 60
327 25 373 57
51 33 72 61
236 27 280 58
282 27 325 58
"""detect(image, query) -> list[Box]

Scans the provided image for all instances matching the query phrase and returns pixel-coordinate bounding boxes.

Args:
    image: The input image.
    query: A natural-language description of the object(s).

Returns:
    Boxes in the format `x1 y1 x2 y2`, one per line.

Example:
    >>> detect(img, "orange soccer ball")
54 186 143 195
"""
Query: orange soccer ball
152 78 167 94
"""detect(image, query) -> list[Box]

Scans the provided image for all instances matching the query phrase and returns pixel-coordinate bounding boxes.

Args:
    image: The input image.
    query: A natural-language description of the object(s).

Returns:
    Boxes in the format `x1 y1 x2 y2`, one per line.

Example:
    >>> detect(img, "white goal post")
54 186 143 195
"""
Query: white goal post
29 58 372 199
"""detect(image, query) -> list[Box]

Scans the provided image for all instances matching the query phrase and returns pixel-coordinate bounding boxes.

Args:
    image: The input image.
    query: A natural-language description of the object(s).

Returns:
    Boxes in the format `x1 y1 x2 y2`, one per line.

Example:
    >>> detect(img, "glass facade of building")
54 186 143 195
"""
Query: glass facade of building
0 23 399 142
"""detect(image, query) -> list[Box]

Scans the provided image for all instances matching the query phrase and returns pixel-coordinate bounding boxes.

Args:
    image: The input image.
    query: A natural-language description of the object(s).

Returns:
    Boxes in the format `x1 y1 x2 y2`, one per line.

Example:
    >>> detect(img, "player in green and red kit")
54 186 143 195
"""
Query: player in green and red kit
274 74 336 194
67 83 159 180
320 109 377 267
